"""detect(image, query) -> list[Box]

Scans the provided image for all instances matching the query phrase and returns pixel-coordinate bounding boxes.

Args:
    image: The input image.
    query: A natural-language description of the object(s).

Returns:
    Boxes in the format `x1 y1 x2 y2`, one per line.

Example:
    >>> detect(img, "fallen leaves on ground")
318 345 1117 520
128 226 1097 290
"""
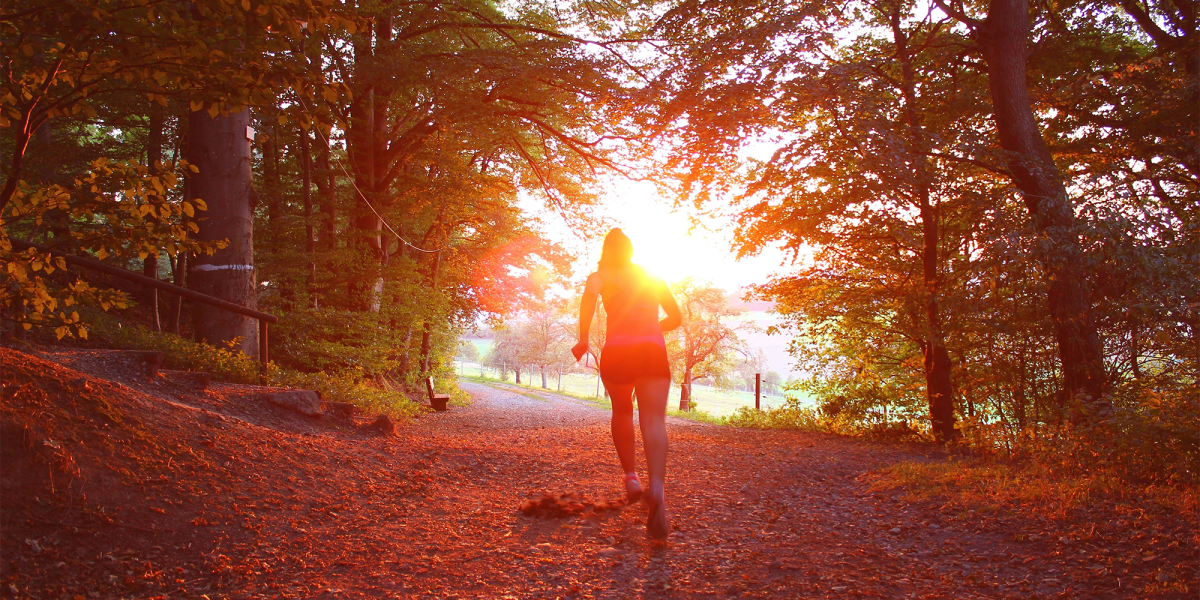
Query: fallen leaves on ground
0 347 1195 599
519 491 631 518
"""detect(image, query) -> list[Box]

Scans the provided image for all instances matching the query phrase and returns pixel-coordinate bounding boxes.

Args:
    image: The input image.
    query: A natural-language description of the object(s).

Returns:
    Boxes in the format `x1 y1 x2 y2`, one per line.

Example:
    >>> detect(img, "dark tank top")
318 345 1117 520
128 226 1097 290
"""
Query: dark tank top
599 265 664 347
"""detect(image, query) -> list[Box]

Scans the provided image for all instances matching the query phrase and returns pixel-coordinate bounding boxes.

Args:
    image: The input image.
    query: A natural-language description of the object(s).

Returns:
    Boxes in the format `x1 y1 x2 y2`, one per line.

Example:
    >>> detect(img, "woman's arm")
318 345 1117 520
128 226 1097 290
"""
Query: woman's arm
658 279 682 332
573 273 602 360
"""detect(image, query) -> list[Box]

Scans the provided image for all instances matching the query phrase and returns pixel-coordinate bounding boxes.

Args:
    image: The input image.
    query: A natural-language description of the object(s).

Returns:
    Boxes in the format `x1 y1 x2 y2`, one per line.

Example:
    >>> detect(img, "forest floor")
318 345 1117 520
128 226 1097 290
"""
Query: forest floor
1 345 1194 599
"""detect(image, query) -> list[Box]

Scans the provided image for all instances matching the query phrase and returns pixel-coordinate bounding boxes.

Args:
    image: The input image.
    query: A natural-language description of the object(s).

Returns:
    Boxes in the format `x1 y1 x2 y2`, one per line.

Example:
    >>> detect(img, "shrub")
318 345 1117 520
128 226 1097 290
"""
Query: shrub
727 396 823 430
87 313 424 421
1016 383 1198 487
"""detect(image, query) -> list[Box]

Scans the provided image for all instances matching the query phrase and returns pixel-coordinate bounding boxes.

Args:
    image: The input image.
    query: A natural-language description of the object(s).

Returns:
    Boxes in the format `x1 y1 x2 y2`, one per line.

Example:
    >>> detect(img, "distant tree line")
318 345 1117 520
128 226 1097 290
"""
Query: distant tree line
476 282 783 409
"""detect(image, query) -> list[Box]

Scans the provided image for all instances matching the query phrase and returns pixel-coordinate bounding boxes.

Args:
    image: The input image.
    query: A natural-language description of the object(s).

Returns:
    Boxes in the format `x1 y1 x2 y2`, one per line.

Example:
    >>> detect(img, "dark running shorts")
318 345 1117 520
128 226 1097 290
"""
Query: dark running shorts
600 342 671 386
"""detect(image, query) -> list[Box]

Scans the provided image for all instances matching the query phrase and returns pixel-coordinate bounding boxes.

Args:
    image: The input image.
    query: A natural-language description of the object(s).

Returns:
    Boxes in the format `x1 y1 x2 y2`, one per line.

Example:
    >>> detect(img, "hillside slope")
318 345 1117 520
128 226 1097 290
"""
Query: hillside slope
1 347 428 598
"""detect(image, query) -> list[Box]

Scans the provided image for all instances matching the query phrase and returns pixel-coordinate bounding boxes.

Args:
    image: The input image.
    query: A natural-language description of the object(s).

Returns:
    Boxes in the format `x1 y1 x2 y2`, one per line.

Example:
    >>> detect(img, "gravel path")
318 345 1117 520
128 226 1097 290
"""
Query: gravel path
417 381 611 431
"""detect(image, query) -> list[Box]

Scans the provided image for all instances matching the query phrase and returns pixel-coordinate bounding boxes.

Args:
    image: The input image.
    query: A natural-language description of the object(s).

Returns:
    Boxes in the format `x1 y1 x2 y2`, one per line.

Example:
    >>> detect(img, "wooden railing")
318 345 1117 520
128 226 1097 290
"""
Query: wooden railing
9 239 277 364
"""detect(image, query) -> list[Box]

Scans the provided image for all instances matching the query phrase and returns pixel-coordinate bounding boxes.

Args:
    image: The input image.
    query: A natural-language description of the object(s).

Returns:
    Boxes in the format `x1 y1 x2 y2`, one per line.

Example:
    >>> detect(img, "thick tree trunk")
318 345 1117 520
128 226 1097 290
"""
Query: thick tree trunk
186 109 258 356
347 59 386 311
515 368 522 384
352 211 386 310
979 0 1106 407
541 369 547 389
419 322 434 374
345 13 423 314
924 344 956 436
892 12 959 442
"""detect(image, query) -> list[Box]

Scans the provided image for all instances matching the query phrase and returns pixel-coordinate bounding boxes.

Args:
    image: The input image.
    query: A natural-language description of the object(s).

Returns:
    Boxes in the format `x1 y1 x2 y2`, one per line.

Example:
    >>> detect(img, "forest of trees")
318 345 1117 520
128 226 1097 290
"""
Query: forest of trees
2 0 1195 480
648 0 1193 458
2 0 648 384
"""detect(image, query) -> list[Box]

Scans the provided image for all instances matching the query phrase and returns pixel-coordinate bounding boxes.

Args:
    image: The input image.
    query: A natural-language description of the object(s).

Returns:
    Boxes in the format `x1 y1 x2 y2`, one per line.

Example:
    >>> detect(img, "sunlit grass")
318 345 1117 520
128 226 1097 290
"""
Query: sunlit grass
453 359 803 417
869 456 1199 522
459 368 802 429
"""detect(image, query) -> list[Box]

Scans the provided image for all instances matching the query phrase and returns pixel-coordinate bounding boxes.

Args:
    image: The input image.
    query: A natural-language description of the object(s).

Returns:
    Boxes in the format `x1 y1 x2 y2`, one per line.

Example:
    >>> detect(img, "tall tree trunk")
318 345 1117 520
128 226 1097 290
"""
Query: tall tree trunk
978 0 1106 408
0 106 45 212
143 104 165 332
29 119 72 241
419 250 442 375
679 367 692 411
168 252 187 334
168 110 189 334
346 13 412 313
263 120 281 223
348 95 385 311
892 12 958 442
541 368 547 389
314 139 337 303
301 128 316 308
397 325 414 379
187 109 258 356
348 18 383 312
1128 323 1143 380
1012 342 1028 428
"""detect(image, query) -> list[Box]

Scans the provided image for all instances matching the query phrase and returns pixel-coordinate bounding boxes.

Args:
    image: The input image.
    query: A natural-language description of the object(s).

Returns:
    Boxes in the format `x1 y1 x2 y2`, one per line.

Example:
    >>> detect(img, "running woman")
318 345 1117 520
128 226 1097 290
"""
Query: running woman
572 228 682 539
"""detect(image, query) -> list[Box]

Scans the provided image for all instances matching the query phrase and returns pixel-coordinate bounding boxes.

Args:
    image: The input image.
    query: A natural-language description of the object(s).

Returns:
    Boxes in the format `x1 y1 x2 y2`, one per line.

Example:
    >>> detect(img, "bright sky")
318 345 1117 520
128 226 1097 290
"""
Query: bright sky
524 179 810 379
539 179 795 290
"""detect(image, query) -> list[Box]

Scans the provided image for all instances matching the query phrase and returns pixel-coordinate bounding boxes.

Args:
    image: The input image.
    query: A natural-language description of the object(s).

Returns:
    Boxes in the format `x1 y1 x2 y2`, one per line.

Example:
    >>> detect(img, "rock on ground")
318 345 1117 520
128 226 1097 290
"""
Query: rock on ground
257 390 322 416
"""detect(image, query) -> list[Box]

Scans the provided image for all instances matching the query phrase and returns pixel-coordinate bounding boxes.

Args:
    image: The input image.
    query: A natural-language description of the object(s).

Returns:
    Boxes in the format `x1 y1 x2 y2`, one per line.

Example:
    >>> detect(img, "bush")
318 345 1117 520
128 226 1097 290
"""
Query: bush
269 308 406 376
727 396 823 430
87 314 424 421
1017 384 1198 487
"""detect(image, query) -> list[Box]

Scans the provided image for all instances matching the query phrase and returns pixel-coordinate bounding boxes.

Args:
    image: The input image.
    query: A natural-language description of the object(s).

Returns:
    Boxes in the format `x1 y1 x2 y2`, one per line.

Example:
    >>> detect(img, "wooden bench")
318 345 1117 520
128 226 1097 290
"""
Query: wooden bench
425 377 449 412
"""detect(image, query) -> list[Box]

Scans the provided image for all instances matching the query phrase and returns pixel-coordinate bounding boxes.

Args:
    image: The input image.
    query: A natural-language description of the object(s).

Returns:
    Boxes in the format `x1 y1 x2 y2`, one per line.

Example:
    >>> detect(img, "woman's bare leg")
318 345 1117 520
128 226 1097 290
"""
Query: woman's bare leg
606 381 637 476
634 376 671 538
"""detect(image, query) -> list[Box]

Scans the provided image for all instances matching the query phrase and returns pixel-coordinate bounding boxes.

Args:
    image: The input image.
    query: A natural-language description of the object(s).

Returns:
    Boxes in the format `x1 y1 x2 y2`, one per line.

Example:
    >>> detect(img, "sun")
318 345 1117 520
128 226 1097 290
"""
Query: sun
623 224 698 284
595 182 787 290
536 179 792 291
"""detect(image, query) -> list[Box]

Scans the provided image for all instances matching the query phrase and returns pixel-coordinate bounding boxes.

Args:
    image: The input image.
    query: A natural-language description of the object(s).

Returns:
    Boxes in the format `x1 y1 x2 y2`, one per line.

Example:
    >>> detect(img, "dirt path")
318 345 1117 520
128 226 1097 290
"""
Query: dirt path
2 349 1182 599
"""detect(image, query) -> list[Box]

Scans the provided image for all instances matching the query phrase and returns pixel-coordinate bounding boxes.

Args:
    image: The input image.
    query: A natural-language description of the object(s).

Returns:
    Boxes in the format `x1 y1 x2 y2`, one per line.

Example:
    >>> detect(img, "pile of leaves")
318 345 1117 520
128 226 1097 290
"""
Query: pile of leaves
518 491 631 518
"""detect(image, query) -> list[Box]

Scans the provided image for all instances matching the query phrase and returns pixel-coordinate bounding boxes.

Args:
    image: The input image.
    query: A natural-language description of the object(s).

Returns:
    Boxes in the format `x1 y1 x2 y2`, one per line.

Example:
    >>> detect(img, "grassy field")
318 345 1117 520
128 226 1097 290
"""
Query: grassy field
452 359 812 417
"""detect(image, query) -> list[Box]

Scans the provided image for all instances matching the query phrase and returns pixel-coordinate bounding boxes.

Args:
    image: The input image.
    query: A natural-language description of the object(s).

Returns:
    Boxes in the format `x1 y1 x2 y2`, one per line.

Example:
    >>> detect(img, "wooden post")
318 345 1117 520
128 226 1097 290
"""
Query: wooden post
755 373 761 410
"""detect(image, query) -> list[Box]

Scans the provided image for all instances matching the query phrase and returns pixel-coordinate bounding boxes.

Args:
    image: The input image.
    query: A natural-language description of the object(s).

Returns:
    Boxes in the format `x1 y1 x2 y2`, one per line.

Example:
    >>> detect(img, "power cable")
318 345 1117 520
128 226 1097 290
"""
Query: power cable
293 96 450 254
